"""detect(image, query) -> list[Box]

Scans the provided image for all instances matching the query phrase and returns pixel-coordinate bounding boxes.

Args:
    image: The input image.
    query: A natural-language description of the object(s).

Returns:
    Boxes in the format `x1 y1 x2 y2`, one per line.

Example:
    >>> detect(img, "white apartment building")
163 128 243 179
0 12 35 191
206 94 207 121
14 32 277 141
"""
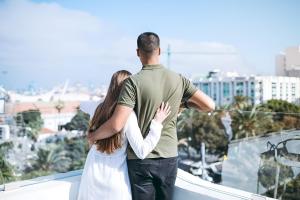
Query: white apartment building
0 125 10 141
0 86 8 114
193 71 300 107
276 45 300 77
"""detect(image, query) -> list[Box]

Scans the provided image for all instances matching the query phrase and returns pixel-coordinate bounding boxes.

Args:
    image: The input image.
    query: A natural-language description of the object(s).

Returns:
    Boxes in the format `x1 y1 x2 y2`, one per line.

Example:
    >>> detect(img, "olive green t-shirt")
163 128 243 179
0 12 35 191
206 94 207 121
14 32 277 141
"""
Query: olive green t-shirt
117 64 197 159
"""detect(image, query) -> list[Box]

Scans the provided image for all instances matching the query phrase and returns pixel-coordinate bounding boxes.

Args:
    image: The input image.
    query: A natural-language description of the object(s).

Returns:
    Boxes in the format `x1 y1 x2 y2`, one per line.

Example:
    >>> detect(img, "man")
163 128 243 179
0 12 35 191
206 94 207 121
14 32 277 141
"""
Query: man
88 32 215 200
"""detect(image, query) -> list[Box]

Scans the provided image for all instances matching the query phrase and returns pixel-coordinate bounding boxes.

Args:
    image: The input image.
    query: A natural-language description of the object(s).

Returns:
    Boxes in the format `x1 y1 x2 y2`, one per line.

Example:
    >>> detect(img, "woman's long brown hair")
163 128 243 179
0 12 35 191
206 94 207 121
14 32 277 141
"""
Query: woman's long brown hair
89 70 131 154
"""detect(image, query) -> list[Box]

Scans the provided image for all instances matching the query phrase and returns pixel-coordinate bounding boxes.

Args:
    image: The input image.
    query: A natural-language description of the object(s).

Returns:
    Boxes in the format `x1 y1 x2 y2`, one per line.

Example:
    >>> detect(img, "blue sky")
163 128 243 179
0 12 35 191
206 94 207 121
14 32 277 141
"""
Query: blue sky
1 0 299 90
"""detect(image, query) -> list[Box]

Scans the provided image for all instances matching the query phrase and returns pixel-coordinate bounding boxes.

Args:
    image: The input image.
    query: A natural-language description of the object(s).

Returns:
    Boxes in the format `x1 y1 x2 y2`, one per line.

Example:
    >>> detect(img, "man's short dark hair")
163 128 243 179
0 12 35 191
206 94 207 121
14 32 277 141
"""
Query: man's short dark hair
137 32 160 54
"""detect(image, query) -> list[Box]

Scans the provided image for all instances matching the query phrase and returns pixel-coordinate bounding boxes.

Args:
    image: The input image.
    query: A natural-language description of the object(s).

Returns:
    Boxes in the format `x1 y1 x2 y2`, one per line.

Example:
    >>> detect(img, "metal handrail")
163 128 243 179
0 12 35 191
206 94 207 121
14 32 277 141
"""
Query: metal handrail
267 137 300 167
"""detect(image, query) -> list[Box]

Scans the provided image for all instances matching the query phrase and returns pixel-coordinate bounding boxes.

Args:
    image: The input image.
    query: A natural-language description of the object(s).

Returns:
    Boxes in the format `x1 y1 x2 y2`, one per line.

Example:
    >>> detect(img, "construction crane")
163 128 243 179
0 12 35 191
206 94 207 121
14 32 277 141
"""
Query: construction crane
163 44 238 69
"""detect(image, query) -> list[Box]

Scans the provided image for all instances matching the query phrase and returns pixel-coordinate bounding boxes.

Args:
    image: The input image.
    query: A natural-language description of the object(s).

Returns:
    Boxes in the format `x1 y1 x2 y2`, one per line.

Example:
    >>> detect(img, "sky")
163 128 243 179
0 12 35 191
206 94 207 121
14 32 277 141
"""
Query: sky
0 0 299 90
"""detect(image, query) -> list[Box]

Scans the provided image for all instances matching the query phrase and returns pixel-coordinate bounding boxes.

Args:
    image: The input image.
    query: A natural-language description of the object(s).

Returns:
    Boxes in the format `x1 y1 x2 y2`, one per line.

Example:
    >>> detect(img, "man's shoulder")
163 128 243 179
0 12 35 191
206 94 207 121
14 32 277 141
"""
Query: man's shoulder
162 67 178 75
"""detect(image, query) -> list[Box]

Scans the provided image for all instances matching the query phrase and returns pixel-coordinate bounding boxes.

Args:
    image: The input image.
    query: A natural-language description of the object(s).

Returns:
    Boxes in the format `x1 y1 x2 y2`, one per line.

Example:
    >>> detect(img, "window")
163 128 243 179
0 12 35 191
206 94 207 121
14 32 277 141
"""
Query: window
280 83 283 98
250 82 255 98
223 82 230 98
202 83 210 96
291 83 296 97
236 82 244 96
259 81 263 93
272 82 276 99
0 127 3 140
213 83 217 101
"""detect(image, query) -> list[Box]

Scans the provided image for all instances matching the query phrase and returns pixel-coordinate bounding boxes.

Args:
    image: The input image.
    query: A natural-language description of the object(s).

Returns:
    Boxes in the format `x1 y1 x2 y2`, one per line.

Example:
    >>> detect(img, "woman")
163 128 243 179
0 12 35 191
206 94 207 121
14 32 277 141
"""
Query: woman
77 70 171 200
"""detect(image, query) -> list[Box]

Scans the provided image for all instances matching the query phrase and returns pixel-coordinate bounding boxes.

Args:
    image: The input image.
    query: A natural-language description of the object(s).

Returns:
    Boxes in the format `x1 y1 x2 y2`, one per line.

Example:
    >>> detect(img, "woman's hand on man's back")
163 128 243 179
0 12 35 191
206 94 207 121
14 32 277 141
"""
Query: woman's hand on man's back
154 102 171 124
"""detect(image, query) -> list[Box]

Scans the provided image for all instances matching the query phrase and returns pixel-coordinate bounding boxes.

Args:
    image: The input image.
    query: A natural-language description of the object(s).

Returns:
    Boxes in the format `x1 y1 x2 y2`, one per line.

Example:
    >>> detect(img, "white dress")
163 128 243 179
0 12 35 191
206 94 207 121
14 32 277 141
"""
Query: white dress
77 112 163 200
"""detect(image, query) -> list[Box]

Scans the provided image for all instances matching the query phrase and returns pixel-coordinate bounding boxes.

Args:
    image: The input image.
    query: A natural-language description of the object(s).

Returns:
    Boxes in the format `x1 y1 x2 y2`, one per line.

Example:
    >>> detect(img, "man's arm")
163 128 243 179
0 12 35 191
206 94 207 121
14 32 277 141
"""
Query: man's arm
88 105 133 144
187 90 215 112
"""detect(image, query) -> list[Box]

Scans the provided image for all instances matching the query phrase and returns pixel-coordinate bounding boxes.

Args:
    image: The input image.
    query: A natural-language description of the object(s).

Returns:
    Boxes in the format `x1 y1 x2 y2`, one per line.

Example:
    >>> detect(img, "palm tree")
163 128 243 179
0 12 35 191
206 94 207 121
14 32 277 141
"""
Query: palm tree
232 96 250 110
177 109 228 156
64 137 88 170
29 144 71 173
55 100 65 129
231 106 273 139
177 108 195 140
0 142 15 182
0 157 15 182
54 100 65 113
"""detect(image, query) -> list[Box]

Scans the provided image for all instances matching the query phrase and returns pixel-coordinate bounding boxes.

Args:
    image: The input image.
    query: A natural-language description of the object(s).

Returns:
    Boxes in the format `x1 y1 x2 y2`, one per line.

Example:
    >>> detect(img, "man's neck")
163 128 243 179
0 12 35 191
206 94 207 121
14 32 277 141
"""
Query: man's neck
141 58 160 66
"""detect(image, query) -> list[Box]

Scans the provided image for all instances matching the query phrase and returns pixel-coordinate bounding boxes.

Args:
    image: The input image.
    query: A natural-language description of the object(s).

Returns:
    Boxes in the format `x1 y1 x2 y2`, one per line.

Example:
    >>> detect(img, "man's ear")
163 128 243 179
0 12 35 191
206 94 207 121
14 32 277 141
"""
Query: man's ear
136 49 140 57
158 48 161 55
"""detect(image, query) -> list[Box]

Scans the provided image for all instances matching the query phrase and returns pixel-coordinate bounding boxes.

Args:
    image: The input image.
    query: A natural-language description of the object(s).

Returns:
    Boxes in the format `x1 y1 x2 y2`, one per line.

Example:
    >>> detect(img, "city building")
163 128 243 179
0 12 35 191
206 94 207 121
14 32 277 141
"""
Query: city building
5 101 80 132
0 86 8 114
276 45 300 77
0 99 4 114
7 88 102 103
0 125 10 141
193 71 300 107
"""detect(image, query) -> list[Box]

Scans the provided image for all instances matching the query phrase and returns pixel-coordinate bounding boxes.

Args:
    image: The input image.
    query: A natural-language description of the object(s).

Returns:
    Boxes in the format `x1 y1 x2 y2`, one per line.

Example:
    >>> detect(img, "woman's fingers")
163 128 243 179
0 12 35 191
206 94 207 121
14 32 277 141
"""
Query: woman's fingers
161 101 165 110
157 102 171 116
154 102 172 123
165 102 170 113
164 103 170 115
163 102 168 111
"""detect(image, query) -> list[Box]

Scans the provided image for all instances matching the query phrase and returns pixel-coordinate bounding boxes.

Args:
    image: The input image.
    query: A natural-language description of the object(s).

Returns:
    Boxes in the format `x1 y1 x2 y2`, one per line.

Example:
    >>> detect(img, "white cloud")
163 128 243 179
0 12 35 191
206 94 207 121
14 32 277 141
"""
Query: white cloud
0 0 113 68
0 0 140 88
0 0 253 89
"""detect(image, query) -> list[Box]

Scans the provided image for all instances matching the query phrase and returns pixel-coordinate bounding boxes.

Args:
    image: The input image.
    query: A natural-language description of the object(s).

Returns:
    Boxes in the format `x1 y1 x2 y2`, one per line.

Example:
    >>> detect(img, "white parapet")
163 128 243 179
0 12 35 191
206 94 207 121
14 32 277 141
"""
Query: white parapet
0 169 275 200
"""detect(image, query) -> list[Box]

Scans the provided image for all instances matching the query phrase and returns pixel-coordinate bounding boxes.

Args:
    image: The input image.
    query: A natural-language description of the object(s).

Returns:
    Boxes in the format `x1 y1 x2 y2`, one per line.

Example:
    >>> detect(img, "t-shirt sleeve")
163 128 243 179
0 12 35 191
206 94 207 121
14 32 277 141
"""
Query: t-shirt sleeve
181 75 198 100
117 77 136 108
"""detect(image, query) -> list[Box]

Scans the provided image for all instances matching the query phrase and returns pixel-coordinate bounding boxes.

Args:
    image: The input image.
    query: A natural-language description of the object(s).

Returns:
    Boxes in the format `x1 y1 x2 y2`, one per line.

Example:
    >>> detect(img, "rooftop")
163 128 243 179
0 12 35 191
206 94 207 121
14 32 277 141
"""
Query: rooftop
0 169 275 200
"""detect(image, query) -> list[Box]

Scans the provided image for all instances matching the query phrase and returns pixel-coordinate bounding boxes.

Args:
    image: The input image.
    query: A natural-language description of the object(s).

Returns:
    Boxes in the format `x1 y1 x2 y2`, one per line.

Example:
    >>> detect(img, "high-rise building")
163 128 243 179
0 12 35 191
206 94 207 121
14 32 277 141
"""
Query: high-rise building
276 46 300 77
193 71 300 107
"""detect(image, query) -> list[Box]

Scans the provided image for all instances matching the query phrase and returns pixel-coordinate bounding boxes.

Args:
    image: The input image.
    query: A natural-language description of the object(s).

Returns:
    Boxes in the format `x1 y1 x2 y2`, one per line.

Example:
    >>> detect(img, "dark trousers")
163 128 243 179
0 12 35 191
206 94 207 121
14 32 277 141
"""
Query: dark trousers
127 157 178 200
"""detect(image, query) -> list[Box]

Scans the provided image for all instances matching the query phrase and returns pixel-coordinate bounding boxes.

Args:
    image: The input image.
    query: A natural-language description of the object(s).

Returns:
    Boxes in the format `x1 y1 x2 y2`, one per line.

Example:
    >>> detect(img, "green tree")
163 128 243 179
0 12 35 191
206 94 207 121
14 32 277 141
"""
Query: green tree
228 96 280 139
231 103 279 139
261 99 300 130
177 108 195 140
16 110 43 141
232 96 250 110
64 110 89 131
26 144 71 176
177 109 228 156
0 142 15 182
262 99 300 114
258 151 295 199
64 137 89 170
55 100 65 129
54 100 65 113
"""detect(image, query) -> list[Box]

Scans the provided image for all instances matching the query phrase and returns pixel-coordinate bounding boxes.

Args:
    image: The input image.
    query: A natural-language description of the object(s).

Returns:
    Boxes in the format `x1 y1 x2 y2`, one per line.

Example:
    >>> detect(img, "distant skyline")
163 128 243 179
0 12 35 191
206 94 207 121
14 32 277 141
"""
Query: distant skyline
0 0 299 90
